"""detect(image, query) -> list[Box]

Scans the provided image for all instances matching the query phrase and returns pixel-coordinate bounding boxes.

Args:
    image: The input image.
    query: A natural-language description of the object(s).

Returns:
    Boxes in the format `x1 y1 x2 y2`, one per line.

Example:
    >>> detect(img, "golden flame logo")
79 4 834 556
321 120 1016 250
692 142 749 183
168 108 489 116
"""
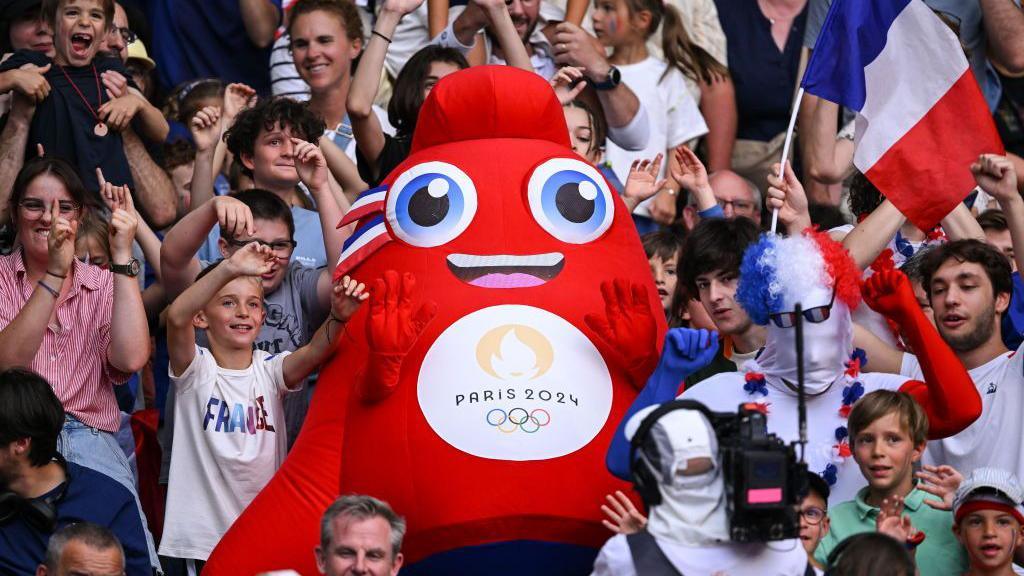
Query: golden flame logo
476 324 554 380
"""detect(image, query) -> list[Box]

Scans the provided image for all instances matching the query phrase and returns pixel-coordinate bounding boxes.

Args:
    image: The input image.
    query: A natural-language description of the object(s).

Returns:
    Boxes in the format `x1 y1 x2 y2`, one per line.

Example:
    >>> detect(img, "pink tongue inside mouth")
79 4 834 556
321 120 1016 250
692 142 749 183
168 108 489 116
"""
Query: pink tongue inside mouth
468 273 546 288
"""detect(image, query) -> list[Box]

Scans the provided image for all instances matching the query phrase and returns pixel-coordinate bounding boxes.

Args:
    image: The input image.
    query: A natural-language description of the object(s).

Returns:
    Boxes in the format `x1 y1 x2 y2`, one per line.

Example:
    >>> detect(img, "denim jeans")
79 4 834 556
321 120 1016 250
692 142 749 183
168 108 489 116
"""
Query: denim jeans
58 414 162 573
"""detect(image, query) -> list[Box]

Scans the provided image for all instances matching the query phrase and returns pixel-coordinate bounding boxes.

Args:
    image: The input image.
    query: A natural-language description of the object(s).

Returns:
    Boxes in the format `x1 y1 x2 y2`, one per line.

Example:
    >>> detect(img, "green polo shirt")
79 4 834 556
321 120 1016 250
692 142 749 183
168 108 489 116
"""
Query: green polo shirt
814 485 968 576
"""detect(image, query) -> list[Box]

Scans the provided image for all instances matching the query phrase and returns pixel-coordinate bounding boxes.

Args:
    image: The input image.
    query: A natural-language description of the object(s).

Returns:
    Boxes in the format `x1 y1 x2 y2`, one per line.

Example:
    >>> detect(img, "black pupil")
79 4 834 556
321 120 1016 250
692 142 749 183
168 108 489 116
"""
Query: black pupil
555 181 595 224
408 181 450 227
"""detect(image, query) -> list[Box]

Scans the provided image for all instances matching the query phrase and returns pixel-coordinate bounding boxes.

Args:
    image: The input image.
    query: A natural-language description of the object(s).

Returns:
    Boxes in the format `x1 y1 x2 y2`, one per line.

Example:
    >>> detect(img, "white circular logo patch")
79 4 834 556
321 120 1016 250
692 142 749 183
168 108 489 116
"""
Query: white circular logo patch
418 305 612 461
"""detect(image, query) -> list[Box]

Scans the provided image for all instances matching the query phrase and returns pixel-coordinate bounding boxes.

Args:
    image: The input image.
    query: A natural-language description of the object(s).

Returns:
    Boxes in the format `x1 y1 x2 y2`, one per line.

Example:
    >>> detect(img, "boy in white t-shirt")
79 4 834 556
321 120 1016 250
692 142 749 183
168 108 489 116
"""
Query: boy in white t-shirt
159 242 367 567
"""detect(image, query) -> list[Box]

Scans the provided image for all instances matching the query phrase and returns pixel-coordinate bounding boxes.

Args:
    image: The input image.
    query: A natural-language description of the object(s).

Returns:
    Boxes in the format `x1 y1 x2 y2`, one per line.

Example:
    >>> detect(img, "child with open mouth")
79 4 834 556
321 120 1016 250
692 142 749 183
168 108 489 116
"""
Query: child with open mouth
0 0 168 197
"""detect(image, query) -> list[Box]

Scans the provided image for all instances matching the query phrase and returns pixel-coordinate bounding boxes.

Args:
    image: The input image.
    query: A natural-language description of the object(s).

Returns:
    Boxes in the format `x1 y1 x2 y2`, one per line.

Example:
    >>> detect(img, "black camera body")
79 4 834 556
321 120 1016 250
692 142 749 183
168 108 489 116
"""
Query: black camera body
715 403 807 542
629 400 807 543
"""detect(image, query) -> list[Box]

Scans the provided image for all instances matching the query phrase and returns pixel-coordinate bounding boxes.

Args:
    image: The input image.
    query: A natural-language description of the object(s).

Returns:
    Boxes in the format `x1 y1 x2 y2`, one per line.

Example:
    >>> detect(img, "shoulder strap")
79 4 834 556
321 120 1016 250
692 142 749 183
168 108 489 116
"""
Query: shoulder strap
626 530 684 576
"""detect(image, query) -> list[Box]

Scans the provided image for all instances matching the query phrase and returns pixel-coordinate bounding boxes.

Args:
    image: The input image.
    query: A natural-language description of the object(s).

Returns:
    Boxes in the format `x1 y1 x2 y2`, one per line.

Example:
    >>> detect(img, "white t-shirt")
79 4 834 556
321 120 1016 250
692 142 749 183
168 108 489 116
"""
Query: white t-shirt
682 370 909 504
604 57 707 217
592 533 808 576
159 346 295 560
902 347 1024 481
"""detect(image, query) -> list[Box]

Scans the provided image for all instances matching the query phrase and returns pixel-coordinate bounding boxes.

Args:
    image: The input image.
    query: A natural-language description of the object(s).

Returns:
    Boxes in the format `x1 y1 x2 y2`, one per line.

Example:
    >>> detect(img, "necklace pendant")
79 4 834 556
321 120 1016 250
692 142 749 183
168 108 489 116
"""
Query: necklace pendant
94 122 108 137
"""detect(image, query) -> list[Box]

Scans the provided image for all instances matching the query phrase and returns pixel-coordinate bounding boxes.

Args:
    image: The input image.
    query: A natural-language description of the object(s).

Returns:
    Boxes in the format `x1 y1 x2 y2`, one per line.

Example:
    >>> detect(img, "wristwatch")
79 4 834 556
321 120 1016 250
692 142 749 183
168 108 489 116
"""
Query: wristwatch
110 258 141 278
590 65 622 91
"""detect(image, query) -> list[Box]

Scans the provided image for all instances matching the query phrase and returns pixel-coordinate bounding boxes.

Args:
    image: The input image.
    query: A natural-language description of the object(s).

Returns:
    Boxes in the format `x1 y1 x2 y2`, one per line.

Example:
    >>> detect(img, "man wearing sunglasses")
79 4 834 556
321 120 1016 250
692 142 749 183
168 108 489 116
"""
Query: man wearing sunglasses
609 228 981 506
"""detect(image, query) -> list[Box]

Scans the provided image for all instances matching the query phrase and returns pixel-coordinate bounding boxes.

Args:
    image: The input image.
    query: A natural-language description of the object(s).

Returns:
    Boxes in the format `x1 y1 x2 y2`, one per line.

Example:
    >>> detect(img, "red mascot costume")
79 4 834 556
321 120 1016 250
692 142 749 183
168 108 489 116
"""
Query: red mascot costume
205 65 664 575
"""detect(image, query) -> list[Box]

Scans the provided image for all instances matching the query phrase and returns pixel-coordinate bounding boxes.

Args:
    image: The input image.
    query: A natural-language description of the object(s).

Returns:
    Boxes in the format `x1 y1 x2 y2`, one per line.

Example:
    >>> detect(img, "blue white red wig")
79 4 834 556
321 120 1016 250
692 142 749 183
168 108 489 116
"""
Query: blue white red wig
736 228 861 325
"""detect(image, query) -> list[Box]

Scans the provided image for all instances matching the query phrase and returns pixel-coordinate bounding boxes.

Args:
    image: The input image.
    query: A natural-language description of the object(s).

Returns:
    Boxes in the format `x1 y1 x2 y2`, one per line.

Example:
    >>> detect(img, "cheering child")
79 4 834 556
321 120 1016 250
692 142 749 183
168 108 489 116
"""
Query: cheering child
0 0 168 194
815 390 967 576
160 242 368 567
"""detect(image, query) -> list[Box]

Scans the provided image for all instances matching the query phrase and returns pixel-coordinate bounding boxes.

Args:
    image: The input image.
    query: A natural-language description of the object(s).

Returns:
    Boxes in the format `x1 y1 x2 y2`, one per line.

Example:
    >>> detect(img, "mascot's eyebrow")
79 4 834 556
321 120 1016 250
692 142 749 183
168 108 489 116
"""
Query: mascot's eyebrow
334 185 393 280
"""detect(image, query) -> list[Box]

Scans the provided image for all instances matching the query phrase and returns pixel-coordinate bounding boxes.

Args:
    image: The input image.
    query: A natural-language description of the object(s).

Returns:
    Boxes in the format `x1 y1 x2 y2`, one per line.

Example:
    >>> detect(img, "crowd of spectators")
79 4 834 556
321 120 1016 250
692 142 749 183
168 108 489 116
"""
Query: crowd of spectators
0 0 1022 574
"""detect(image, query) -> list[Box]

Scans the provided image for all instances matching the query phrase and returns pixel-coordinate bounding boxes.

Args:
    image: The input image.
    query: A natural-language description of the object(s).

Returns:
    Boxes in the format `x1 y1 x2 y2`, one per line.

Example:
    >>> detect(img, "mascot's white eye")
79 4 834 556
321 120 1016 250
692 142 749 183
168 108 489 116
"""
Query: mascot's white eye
527 158 614 244
387 161 478 247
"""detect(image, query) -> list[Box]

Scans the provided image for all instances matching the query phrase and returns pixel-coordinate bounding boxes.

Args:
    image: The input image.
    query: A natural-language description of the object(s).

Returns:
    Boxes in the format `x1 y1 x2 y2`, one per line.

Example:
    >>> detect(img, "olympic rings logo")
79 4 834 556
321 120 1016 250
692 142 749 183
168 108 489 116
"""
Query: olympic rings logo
486 408 551 433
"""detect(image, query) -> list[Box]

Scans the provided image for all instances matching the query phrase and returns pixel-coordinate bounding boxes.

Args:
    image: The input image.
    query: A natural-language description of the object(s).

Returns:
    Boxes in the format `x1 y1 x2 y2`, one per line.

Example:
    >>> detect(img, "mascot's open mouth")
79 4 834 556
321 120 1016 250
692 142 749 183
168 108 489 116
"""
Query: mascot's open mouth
446 253 564 288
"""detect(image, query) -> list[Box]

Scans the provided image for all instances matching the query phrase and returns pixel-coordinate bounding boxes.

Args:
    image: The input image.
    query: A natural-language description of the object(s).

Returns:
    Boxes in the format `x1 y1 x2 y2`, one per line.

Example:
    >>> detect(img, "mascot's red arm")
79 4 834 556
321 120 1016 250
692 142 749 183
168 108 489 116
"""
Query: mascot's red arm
864 269 983 439
358 271 438 402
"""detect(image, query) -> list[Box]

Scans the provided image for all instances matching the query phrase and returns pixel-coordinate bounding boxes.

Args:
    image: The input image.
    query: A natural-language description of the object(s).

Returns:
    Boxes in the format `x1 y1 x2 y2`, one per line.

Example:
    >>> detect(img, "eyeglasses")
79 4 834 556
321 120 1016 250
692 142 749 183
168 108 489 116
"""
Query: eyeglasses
109 26 136 44
18 199 81 218
768 289 837 328
800 506 826 525
227 238 297 256
716 198 755 212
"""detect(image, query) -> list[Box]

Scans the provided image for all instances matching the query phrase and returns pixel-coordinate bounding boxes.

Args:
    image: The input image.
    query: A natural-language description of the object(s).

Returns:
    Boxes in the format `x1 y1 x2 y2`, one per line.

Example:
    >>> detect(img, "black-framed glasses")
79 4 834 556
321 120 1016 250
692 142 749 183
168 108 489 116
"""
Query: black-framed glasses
769 289 837 328
800 506 826 525
18 199 81 218
110 26 136 44
227 238 297 255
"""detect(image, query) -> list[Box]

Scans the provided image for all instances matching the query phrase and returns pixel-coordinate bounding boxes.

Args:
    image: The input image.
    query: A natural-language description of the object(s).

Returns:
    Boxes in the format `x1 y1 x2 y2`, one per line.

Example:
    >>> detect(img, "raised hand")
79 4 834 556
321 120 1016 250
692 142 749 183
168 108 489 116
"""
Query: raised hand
862 268 916 319
11 63 50 103
212 196 255 239
97 93 143 132
291 137 328 192
550 66 586 105
670 146 710 194
46 202 78 278
332 275 369 322
601 491 647 535
98 170 138 263
366 270 438 355
585 279 660 388
100 70 128 100
552 22 609 77
190 105 222 153
916 464 964 511
222 83 257 120
225 241 276 277
875 495 919 544
657 328 719 380
360 270 438 402
624 154 668 205
971 154 1019 203
766 161 810 231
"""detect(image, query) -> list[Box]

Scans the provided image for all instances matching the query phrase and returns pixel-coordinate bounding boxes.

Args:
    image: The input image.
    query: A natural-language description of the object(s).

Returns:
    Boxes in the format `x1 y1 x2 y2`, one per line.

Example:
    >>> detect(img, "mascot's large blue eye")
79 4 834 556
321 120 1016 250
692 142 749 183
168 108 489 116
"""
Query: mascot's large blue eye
527 158 614 244
386 161 477 247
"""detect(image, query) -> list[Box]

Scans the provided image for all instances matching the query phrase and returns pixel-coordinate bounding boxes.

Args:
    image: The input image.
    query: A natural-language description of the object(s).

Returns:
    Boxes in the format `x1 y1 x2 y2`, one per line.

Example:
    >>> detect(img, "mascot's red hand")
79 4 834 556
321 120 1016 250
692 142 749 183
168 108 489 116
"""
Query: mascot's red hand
584 279 659 390
863 269 917 322
863 270 983 438
359 270 438 402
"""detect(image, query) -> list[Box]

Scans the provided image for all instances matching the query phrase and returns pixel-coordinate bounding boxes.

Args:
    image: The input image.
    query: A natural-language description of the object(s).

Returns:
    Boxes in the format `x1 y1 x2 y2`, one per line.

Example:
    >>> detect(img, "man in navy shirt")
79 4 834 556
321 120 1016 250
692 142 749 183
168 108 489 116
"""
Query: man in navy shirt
0 369 151 576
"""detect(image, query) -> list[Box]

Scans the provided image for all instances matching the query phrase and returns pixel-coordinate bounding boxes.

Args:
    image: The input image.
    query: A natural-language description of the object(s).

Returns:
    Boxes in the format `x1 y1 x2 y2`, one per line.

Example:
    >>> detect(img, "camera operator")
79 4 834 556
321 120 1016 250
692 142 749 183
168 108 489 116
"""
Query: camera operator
592 402 811 576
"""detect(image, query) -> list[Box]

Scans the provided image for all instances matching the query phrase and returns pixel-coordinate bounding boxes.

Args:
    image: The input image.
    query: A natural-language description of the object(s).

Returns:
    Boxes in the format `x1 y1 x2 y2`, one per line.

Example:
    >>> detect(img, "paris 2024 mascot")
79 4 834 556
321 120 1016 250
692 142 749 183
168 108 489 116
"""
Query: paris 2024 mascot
204 65 665 575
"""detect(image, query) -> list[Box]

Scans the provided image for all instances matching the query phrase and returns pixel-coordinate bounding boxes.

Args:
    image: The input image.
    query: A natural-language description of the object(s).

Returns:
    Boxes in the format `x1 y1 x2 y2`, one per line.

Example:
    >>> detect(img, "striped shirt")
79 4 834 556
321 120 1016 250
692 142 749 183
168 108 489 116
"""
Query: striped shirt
0 250 130 432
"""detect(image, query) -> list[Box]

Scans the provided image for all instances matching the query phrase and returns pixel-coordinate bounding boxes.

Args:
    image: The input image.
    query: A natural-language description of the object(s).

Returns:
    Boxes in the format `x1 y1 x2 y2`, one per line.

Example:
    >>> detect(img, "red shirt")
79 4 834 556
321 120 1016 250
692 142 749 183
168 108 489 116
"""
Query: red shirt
0 250 130 432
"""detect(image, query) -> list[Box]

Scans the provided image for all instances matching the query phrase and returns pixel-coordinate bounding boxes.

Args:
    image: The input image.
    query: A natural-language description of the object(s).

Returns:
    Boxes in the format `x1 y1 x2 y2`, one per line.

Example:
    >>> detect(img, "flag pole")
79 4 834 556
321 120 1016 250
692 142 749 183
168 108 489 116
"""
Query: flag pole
770 86 805 235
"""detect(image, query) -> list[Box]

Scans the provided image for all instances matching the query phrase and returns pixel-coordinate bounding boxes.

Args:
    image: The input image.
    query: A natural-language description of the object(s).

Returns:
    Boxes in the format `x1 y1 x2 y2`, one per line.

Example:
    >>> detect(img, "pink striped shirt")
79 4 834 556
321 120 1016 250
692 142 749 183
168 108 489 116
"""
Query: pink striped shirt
0 250 130 432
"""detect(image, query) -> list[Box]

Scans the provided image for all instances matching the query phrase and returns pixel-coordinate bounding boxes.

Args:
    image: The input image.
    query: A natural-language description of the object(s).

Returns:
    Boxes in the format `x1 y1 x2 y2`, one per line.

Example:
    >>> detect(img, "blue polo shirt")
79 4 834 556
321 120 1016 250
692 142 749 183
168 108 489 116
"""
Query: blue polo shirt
0 462 150 576
715 0 808 142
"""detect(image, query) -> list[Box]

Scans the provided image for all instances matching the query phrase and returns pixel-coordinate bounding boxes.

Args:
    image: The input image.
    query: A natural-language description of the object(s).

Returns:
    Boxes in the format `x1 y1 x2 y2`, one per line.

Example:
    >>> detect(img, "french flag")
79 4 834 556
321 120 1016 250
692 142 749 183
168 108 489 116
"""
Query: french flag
802 0 1003 231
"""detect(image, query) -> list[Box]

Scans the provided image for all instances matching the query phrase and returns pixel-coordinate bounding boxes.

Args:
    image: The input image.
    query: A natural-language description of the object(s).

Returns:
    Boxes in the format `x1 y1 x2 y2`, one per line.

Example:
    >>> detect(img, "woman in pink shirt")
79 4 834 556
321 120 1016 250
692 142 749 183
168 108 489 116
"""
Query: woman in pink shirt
0 157 148 510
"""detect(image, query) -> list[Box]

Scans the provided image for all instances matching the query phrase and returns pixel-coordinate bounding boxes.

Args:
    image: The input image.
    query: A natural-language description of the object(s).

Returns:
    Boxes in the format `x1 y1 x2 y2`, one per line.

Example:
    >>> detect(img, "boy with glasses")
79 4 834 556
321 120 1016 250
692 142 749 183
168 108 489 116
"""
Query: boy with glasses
800 472 831 575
